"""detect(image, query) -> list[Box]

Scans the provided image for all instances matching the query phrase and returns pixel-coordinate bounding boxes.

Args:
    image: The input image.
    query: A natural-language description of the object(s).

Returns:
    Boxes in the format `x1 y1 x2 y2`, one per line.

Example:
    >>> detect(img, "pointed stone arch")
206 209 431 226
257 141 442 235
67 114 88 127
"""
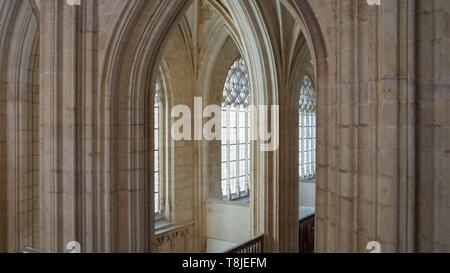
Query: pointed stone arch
99 0 331 253
0 0 40 252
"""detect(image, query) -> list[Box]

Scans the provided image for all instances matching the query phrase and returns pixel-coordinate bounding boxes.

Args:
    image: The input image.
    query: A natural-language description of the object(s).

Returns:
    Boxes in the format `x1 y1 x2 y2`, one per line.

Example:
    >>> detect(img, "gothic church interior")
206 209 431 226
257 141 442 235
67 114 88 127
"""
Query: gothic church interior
0 0 449 253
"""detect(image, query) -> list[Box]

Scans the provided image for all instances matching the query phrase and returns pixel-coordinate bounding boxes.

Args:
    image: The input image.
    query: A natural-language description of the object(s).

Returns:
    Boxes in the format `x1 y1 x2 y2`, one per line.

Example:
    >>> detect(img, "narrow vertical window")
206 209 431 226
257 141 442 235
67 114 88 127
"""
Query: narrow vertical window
299 76 316 181
154 80 161 214
221 58 251 201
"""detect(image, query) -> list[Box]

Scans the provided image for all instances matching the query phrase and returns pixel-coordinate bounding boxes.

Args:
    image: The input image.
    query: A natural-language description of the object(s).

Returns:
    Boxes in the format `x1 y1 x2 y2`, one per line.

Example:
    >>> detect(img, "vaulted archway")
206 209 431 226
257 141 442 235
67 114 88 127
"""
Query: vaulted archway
100 0 328 253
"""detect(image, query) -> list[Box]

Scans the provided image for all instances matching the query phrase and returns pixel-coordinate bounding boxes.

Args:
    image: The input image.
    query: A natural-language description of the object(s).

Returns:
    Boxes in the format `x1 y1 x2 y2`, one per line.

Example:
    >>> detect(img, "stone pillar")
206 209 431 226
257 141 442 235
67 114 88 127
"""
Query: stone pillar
313 0 416 253
277 39 311 252
368 0 415 252
416 0 450 252
75 0 99 253
38 0 103 253
281 0 417 253
278 95 301 252
39 0 78 252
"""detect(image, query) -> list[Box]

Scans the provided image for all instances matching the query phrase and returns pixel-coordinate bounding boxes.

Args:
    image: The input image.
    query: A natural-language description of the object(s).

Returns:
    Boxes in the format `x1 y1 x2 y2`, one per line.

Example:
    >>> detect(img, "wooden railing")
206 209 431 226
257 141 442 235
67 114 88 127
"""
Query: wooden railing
225 234 265 253
299 214 315 253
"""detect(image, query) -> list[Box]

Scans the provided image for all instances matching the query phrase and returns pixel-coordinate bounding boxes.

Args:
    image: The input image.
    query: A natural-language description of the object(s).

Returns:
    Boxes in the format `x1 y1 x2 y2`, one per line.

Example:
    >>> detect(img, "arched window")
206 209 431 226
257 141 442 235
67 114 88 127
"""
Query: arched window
154 80 162 214
221 58 251 201
299 76 316 181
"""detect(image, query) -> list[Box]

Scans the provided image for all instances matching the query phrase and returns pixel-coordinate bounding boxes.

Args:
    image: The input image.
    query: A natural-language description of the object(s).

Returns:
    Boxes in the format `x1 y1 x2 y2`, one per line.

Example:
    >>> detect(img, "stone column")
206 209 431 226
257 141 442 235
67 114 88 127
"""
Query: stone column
278 95 301 252
75 0 100 253
416 0 450 252
314 0 416 253
284 0 417 253
277 40 311 252
39 0 78 252
369 0 415 252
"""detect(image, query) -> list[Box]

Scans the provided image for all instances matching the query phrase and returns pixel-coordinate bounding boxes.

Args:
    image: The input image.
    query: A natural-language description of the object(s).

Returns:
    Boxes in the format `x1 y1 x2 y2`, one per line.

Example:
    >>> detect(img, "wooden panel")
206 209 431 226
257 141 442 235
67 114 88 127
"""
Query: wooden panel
299 215 315 253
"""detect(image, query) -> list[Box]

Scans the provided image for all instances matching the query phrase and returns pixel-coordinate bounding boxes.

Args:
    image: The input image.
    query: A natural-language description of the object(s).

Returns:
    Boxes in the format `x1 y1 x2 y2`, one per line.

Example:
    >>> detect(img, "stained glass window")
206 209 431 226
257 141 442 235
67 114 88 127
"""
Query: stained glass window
299 76 316 181
221 58 251 200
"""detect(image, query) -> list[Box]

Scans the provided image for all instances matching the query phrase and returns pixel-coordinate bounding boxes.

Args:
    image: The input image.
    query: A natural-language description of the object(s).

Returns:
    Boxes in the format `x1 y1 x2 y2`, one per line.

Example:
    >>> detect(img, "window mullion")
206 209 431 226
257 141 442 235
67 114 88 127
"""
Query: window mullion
227 107 231 200
236 108 240 198
245 107 249 196
299 109 301 181
313 112 316 178
310 112 312 179
306 110 310 179
301 111 305 180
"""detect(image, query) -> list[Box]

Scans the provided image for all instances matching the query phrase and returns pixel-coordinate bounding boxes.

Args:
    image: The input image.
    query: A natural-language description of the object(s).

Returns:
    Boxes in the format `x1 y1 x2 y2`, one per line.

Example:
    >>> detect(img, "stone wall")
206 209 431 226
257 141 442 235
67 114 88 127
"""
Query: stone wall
415 0 450 252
